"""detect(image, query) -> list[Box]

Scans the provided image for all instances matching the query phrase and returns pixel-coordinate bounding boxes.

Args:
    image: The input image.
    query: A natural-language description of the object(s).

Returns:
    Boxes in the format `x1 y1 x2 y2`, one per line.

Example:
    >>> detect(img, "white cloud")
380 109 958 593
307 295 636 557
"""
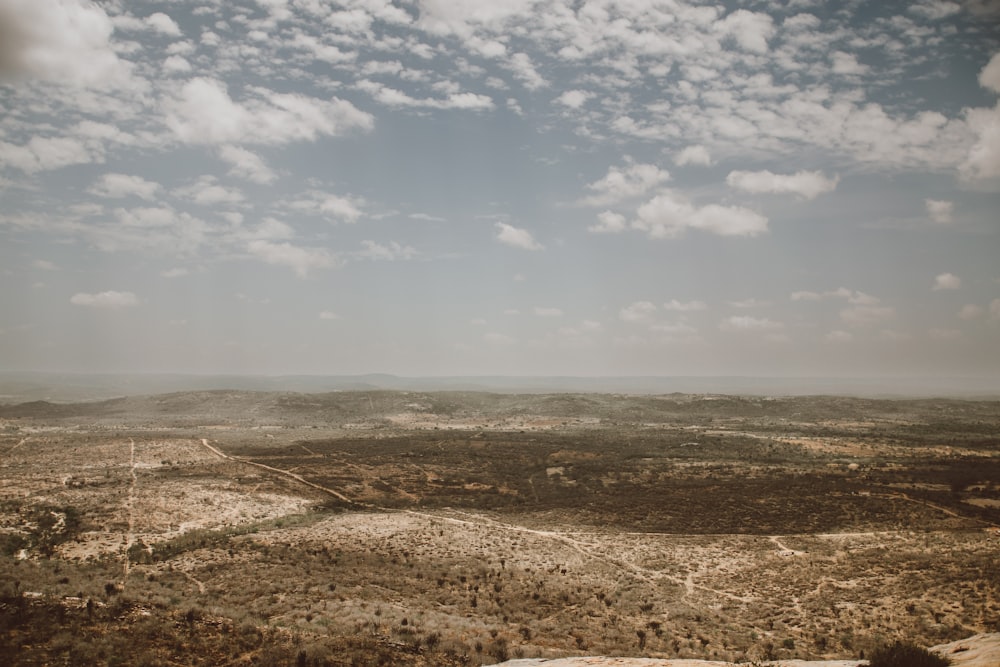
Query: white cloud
925 199 953 224
172 176 244 206
319 311 339 320
928 328 962 341
959 304 984 320
165 77 374 146
588 211 627 234
555 89 591 109
161 267 189 278
219 145 277 184
663 299 706 312
634 192 768 238
0 0 133 88
933 272 961 291
719 315 783 332
960 104 1000 181
409 213 447 222
674 145 712 167
288 191 365 223
726 170 839 199
358 240 417 261
714 9 775 54
791 288 879 305
146 12 182 36
32 259 57 271
246 240 335 277
356 79 495 111
506 52 547 90
909 1 962 20
579 162 671 207
980 52 1000 95
162 55 191 75
619 301 657 322
495 222 543 250
70 290 138 308
533 307 563 317
824 330 854 343
0 136 99 173
831 51 868 76
484 332 516 345
89 173 161 200
728 298 769 308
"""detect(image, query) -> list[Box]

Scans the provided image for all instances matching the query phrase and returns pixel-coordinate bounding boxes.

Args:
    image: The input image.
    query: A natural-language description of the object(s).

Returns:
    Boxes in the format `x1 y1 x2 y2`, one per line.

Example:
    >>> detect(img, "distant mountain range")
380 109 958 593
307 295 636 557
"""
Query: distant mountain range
1 371 999 403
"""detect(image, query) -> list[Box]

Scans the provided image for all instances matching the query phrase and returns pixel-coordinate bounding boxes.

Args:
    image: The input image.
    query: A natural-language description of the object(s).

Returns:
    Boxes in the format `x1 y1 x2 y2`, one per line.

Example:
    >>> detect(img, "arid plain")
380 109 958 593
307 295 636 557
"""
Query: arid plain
1 390 998 665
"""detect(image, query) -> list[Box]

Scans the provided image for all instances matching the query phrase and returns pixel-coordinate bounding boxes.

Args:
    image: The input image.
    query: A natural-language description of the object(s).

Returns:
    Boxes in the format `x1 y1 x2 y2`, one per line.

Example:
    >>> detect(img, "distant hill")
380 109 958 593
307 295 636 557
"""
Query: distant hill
1 371 999 403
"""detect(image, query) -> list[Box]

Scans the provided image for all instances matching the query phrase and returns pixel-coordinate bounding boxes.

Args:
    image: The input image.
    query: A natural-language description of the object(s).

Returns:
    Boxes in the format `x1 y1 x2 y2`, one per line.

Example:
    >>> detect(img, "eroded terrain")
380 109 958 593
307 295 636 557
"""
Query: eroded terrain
0 391 998 665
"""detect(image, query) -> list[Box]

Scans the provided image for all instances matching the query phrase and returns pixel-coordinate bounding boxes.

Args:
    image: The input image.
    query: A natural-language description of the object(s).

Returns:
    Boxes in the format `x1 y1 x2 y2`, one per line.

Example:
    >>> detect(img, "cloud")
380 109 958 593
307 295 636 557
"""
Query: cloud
791 288 879 305
555 89 591 109
0 0 133 88
89 173 161 200
161 268 189 278
172 176 244 206
146 12 182 37
357 240 417 261
579 162 671 207
959 54 1000 181
663 299 706 312
719 315 783 332
824 330 854 343
319 311 339 320
70 290 138 308
533 307 563 317
484 332 516 345
714 9 775 54
991 298 1000 321
165 77 374 146
728 298 769 308
495 222 543 250
633 192 768 238
925 199 953 224
928 328 962 341
246 240 335 277
287 191 365 223
960 104 1000 181
933 272 961 290
909 1 962 20
32 259 57 270
959 304 984 320
674 145 712 167
981 52 1000 95
619 301 657 322
356 79 495 110
0 136 100 173
588 211 626 234
726 170 839 199
219 145 277 184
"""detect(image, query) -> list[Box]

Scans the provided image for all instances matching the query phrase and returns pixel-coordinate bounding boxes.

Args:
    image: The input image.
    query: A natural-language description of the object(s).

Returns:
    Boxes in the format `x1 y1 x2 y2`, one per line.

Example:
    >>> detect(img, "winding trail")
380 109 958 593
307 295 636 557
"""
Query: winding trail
4 437 29 456
192 439 757 605
199 439 361 507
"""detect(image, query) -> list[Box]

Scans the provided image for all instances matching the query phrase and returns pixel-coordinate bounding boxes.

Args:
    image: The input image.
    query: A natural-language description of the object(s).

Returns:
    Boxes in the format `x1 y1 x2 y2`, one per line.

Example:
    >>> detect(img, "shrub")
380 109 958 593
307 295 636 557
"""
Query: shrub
868 641 950 667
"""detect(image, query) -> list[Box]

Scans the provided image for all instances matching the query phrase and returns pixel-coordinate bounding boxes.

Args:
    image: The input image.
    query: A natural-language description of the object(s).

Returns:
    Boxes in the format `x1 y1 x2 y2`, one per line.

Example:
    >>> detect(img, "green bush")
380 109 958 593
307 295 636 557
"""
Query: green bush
868 641 950 667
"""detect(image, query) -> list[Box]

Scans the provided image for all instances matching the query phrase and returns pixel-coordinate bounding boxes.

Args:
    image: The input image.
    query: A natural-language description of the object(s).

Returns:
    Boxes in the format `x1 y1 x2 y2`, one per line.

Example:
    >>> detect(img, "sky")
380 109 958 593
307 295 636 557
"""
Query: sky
0 0 999 380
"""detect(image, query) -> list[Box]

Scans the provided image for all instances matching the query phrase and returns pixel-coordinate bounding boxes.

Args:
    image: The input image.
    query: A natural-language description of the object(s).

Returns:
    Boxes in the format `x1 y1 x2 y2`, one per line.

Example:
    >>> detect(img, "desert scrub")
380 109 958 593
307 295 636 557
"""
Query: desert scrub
868 641 950 667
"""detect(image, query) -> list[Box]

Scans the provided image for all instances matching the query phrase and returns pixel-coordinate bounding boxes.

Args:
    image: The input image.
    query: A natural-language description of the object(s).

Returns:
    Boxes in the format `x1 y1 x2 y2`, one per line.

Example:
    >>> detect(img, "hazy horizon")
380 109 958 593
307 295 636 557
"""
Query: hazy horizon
1 1 999 379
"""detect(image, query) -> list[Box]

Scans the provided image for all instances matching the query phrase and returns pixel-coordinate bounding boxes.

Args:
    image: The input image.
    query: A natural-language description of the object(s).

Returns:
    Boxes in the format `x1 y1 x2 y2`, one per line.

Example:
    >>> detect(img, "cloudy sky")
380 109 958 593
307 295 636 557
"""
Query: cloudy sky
1 0 998 379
